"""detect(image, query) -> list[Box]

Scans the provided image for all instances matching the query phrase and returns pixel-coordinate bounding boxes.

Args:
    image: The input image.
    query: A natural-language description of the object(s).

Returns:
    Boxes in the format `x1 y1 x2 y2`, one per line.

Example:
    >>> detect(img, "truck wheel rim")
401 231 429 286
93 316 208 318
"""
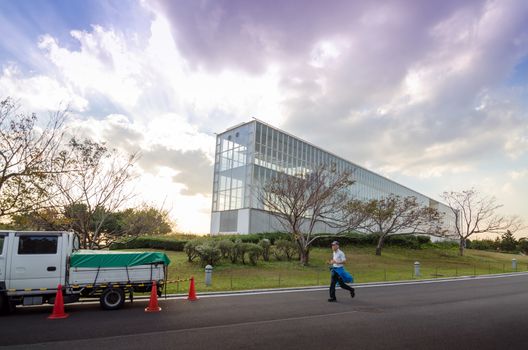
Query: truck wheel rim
105 291 121 307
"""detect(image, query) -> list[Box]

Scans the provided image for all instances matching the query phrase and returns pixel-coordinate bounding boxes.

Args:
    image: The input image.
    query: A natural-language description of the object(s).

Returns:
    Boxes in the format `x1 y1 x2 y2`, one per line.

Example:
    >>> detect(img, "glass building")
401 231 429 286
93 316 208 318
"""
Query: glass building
211 120 456 236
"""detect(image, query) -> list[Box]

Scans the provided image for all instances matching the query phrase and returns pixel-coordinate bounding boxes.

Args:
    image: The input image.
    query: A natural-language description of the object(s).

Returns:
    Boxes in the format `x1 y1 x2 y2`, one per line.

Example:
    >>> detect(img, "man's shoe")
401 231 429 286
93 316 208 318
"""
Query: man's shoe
328 298 337 302
350 289 355 298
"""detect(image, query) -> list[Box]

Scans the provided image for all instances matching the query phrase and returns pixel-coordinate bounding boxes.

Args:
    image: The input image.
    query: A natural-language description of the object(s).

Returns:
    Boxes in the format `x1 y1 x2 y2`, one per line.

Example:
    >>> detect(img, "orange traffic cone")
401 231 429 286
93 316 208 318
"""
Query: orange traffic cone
48 284 69 319
145 281 161 312
187 277 198 301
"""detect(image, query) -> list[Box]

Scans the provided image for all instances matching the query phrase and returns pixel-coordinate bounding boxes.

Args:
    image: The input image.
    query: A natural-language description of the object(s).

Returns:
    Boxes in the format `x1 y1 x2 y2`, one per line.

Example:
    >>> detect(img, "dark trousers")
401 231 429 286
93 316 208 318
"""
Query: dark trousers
329 269 354 299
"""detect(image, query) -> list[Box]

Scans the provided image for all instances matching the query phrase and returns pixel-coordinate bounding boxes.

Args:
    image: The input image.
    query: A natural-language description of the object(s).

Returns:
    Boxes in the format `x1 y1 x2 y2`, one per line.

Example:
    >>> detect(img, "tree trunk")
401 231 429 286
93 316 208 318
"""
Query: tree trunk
299 247 310 266
376 235 385 256
459 238 465 256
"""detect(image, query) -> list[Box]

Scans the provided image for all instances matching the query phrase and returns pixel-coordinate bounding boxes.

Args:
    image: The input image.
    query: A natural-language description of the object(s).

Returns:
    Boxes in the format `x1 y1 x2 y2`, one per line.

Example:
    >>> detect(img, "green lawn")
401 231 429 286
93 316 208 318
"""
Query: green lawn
153 246 528 294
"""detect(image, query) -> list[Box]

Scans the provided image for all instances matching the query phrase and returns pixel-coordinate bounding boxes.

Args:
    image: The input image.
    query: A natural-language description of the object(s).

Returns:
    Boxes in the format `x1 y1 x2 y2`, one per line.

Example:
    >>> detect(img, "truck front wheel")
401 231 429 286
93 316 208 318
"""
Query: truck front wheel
0 294 15 315
100 288 125 310
0 293 6 315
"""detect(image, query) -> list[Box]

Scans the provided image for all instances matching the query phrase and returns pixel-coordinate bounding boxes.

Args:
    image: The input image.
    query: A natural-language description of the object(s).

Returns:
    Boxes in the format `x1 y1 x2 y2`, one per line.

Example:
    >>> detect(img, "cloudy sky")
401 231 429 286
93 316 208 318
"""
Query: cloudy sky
1 0 527 235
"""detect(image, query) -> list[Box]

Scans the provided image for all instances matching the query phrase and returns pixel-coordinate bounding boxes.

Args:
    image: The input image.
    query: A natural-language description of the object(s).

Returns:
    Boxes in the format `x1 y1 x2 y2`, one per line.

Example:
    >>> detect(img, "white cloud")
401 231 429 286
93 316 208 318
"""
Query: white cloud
511 169 528 180
39 29 143 110
0 63 88 112
22 15 285 232
504 127 528 159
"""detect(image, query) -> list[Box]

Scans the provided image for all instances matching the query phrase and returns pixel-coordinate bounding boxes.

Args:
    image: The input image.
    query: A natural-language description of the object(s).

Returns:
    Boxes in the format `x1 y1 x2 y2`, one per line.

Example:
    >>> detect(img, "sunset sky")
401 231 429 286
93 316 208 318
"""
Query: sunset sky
1 0 527 235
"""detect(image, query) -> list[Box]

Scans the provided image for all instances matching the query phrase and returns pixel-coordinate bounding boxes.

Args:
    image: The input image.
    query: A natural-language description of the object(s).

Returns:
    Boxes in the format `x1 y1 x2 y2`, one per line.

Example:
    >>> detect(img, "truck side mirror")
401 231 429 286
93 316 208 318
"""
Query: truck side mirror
73 234 80 251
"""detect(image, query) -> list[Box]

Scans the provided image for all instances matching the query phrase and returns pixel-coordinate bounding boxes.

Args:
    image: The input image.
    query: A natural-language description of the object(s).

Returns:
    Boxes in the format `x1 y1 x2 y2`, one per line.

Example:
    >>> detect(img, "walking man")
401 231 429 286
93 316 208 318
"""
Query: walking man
328 241 355 302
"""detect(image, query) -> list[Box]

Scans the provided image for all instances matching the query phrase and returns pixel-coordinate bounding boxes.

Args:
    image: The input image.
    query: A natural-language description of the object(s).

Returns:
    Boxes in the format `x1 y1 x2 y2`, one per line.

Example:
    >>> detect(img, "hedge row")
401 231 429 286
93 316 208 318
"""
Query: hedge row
109 236 188 251
310 233 432 249
110 232 435 252
109 232 290 251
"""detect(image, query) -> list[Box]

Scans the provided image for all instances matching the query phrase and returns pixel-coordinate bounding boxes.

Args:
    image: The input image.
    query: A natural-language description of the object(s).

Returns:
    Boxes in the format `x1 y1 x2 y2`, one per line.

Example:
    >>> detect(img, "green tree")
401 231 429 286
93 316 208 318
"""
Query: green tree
8 208 67 231
500 230 517 251
518 238 528 254
118 205 173 236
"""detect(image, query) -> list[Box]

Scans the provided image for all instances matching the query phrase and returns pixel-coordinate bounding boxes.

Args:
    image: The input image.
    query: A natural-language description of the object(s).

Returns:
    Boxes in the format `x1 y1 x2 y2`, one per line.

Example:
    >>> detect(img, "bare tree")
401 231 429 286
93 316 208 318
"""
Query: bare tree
258 165 354 265
442 189 523 256
0 98 67 218
347 195 445 256
50 138 139 249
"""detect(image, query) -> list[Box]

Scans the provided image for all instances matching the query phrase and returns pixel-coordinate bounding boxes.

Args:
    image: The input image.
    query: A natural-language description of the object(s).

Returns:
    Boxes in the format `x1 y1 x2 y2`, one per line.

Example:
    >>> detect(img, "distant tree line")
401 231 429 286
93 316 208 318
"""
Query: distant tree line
467 230 528 254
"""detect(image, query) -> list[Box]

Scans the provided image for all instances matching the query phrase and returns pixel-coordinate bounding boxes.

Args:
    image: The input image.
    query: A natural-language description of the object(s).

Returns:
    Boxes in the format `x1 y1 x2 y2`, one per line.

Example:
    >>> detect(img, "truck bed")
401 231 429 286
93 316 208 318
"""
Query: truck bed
69 265 165 286
68 250 169 286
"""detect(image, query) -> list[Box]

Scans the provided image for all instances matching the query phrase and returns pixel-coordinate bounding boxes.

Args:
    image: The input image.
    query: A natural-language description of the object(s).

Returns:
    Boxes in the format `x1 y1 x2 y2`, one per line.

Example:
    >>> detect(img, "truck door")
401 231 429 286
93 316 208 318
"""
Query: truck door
8 233 63 291
0 233 6 288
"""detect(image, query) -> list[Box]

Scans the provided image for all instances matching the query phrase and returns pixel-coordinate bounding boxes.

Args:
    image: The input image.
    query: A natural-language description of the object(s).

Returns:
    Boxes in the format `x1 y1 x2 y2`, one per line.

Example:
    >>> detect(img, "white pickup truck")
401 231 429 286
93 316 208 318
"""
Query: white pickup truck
0 231 170 313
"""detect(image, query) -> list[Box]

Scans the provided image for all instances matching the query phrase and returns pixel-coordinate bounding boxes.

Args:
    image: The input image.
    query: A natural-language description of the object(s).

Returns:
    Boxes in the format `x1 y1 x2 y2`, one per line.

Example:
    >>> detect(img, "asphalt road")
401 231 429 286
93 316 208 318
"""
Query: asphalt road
1 274 528 350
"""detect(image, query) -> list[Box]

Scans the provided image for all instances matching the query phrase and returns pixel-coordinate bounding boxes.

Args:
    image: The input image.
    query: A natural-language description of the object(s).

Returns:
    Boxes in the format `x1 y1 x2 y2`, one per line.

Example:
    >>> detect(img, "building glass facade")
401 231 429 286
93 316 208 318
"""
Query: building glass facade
211 120 456 235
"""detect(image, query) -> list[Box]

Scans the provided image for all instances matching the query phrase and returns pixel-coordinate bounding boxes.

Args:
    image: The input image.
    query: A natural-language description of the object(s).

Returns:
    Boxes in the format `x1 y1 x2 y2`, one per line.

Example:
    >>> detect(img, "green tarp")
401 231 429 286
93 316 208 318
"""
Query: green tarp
70 250 171 268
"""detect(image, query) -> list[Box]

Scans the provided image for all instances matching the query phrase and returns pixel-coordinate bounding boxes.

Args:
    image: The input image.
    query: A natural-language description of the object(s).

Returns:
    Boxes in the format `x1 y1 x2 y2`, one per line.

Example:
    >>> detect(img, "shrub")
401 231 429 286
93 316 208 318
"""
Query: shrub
230 239 244 264
228 241 256 264
274 239 298 261
246 243 264 265
259 239 271 262
238 242 251 264
217 239 234 258
195 242 222 267
184 240 203 262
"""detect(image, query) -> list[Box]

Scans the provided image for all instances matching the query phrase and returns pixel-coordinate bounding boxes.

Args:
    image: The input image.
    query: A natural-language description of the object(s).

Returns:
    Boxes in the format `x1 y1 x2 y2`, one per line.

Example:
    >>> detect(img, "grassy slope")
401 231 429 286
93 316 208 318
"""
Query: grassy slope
155 246 528 294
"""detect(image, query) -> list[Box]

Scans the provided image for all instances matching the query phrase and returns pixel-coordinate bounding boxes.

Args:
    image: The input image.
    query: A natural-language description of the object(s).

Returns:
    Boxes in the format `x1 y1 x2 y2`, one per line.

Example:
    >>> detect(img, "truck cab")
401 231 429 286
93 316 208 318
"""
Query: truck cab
0 231 78 311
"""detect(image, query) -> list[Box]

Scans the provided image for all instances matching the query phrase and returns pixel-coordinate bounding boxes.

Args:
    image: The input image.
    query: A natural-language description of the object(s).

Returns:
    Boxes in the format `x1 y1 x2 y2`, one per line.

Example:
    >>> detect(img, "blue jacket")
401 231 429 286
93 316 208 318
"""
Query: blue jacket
332 266 354 283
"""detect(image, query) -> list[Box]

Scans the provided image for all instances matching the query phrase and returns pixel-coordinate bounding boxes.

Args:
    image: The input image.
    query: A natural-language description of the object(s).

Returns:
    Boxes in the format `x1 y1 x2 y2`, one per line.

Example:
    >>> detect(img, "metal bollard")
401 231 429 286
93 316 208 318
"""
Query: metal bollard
205 265 213 287
512 259 517 271
414 261 421 278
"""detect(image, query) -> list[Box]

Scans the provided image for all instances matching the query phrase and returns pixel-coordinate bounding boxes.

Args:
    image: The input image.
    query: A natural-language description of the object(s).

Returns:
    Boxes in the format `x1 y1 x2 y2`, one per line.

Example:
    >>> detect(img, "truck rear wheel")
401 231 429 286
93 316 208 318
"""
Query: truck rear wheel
100 288 125 310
